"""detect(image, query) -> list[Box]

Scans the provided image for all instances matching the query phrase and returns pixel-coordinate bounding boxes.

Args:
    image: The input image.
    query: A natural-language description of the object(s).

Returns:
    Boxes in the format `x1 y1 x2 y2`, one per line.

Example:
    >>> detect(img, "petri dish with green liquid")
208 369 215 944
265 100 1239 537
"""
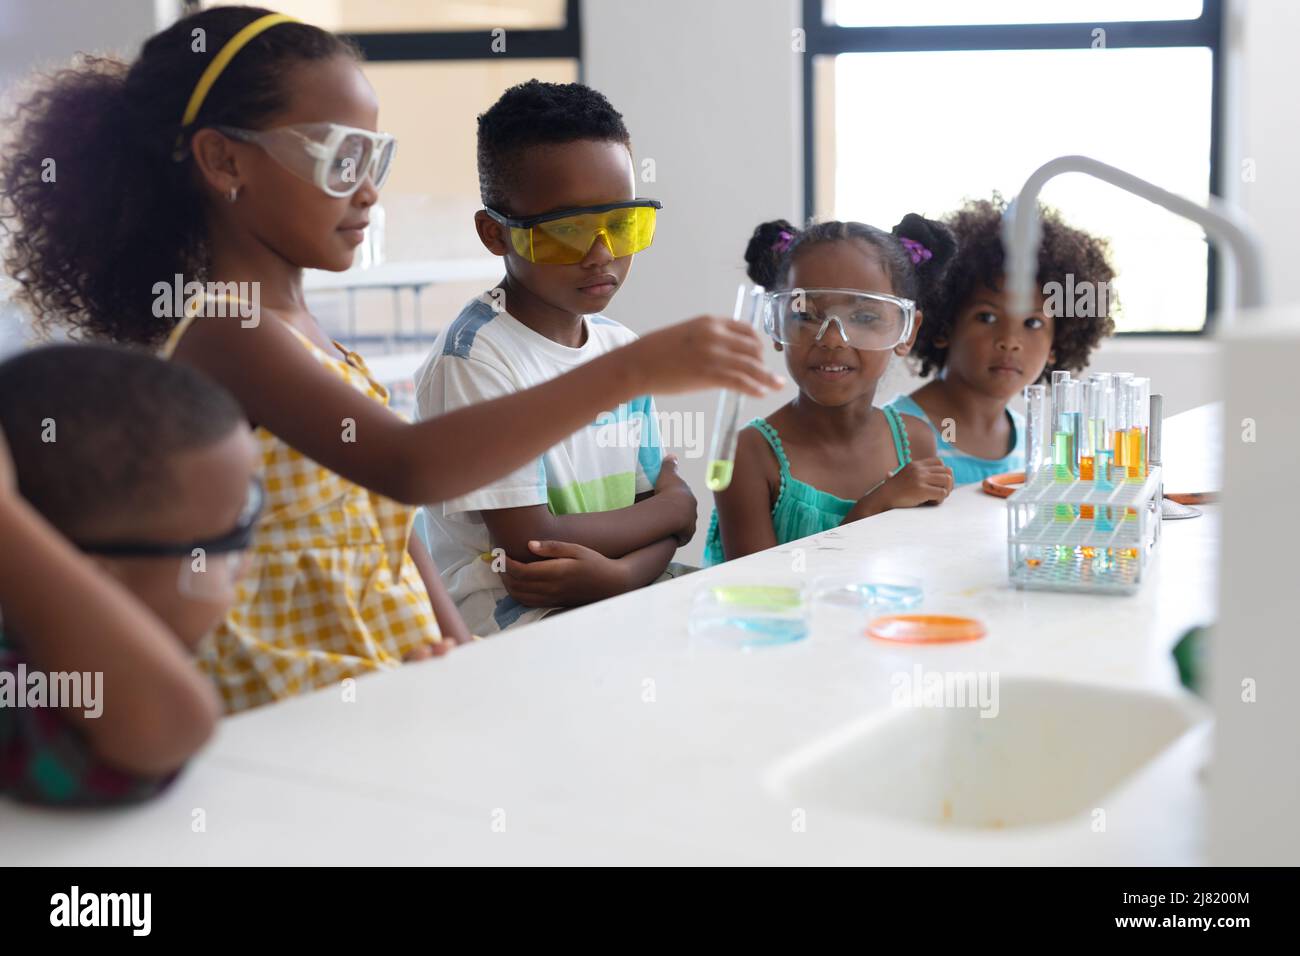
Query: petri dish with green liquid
688 582 809 648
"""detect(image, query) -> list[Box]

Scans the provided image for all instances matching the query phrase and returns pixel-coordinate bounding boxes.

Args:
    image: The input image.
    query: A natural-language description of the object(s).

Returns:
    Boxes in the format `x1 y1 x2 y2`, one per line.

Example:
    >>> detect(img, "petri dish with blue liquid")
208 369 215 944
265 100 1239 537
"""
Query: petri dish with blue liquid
688 582 809 649
809 571 924 640
810 572 924 612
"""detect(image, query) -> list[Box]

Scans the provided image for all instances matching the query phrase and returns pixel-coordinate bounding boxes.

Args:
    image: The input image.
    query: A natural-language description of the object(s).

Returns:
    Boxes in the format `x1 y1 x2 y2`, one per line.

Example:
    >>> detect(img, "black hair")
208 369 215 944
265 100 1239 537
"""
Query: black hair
0 6 357 347
476 79 632 210
0 343 244 540
744 213 958 319
915 195 1117 377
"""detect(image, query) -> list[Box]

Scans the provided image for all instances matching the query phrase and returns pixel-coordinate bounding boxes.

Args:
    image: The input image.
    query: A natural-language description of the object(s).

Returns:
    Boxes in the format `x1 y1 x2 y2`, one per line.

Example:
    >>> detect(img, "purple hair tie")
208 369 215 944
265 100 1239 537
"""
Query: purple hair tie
772 229 795 254
899 236 932 265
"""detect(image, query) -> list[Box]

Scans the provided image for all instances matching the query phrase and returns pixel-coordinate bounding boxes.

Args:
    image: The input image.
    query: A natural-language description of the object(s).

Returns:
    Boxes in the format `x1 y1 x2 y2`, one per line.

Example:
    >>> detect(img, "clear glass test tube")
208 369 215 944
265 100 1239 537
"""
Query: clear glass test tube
1123 377 1150 480
1088 372 1112 454
1023 384 1049 479
1051 378 1080 529
1079 379 1097 462
1110 373 1131 478
705 284 766 491
1054 378 1082 477
1050 370 1071 428
1078 380 1097 518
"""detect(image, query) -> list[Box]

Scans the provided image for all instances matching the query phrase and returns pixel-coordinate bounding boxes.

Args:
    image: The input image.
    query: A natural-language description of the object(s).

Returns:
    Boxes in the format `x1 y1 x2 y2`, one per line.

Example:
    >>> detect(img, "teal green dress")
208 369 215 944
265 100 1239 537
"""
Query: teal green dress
702 407 912 565
884 393 1024 487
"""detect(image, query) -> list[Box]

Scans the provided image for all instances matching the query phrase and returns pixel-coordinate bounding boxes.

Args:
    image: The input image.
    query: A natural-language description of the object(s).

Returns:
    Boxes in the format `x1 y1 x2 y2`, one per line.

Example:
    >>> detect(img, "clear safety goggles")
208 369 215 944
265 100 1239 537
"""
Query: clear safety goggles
765 288 916 351
216 122 396 198
483 199 661 265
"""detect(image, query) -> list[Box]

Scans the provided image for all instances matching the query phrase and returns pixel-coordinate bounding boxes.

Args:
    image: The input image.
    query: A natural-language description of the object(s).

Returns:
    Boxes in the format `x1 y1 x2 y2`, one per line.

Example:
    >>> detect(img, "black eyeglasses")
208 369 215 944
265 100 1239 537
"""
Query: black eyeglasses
76 477 265 558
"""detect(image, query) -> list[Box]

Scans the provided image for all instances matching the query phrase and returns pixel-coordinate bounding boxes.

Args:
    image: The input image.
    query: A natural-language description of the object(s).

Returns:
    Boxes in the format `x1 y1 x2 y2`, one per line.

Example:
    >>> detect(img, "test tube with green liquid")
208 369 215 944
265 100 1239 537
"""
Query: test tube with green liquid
1053 429 1074 530
1088 372 1112 456
1053 379 1082 476
1051 379 1081 534
706 284 766 491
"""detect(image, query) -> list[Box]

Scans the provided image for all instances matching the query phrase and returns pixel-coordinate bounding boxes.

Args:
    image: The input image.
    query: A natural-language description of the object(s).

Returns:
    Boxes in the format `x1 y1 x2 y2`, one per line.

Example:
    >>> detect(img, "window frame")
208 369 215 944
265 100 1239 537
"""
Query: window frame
184 0 583 71
800 0 1225 336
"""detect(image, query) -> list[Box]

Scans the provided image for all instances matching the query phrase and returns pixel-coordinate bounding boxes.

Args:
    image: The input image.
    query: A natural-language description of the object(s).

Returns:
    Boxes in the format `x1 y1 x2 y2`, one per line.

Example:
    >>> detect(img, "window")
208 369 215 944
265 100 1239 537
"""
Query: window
804 0 1223 333
248 0 569 32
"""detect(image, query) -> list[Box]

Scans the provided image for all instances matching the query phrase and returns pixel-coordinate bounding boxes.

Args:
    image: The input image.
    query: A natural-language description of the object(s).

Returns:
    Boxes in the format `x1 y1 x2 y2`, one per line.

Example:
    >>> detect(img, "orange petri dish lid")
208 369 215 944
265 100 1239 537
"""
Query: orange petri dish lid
867 614 986 644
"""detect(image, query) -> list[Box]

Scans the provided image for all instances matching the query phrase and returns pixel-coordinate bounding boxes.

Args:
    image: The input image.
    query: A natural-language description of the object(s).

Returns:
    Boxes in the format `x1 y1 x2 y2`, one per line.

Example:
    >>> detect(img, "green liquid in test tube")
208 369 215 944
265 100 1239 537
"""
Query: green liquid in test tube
1053 432 1074 527
705 283 766 491
706 459 734 490
1053 432 1073 481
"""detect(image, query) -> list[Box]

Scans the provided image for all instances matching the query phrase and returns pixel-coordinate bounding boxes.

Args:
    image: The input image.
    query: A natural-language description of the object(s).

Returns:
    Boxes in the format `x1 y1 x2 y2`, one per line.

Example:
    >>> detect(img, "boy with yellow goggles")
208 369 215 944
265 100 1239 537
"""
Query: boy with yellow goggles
482 199 661 265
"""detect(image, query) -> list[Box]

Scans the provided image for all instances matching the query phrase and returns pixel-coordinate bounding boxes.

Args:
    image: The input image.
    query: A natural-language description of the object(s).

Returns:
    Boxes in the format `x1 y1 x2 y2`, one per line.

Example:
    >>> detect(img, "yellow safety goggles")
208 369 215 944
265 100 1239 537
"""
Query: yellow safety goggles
484 200 662 265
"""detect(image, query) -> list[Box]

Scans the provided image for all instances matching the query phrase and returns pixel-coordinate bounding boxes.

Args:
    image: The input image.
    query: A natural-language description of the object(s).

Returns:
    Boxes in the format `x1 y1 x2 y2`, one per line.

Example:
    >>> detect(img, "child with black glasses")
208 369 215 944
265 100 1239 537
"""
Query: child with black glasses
0 345 253 804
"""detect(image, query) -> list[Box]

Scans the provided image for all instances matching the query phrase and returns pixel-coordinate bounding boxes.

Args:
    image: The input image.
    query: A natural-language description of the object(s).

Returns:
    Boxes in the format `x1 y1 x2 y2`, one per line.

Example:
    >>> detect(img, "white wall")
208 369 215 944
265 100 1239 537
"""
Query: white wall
0 0 174 89
583 0 803 563
1225 0 1299 309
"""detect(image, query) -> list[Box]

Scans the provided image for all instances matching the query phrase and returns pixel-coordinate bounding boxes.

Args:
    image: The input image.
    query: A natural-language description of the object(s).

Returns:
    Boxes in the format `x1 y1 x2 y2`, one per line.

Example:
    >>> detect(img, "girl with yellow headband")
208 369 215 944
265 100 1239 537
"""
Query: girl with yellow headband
0 5 783 712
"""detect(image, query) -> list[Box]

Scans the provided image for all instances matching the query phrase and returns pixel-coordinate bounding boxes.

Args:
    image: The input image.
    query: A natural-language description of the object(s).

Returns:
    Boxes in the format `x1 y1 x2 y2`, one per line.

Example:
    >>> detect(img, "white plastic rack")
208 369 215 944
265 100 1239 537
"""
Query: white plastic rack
1007 465 1162 594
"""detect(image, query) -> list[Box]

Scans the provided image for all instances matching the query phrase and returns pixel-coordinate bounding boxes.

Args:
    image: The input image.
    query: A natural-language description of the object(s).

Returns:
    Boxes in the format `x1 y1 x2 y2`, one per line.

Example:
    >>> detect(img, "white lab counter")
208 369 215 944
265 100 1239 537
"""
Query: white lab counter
0 410 1219 865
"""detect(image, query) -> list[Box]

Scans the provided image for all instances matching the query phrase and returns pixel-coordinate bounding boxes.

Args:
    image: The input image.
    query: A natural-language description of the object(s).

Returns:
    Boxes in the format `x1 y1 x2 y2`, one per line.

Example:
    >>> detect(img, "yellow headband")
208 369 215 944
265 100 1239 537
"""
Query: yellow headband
179 13 300 129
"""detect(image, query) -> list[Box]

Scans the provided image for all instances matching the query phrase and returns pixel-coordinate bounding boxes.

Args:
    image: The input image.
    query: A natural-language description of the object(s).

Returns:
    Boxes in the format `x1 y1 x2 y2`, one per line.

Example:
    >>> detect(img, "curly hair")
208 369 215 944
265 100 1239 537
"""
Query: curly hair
477 79 631 210
913 195 1117 378
0 6 357 347
743 213 958 318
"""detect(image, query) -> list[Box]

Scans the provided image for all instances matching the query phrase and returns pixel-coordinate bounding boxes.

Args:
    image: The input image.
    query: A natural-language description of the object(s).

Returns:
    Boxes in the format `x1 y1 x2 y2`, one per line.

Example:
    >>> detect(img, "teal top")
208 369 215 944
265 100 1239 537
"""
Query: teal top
702 406 912 566
883 393 1024 487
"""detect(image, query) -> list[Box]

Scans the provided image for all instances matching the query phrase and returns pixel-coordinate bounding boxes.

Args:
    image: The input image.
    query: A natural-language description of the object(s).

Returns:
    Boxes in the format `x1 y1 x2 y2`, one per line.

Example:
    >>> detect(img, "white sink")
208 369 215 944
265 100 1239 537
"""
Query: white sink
766 677 1208 830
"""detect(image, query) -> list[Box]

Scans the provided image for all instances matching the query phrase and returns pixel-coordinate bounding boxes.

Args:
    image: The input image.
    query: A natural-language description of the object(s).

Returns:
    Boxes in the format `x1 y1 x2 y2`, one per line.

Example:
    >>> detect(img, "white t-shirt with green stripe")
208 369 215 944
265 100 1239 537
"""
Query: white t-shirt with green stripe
414 293 664 635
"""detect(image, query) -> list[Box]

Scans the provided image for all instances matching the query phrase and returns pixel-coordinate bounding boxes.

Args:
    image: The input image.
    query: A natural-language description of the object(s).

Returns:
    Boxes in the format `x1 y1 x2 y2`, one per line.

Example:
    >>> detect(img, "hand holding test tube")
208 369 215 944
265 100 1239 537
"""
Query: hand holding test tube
706 284 767 491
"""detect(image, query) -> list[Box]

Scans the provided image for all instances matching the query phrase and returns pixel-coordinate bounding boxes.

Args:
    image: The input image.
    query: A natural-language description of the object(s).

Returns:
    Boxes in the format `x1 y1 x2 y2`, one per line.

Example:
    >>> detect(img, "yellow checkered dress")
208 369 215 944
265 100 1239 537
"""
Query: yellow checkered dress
162 313 441 713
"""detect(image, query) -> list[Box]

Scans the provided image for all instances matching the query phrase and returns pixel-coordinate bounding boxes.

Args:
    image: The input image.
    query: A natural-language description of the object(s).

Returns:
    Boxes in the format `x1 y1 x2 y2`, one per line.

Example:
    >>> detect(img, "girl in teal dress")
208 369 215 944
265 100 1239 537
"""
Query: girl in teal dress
704 215 958 565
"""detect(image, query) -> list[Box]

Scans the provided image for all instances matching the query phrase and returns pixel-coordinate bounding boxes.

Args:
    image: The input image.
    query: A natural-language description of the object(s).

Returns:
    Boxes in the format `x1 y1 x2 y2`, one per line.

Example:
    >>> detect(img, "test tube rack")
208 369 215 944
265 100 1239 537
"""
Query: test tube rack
1007 465 1162 595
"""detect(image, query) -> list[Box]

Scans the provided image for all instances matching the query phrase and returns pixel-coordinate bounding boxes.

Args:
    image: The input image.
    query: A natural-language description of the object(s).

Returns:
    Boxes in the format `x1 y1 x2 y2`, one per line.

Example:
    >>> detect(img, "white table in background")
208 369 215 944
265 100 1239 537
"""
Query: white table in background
303 257 500 344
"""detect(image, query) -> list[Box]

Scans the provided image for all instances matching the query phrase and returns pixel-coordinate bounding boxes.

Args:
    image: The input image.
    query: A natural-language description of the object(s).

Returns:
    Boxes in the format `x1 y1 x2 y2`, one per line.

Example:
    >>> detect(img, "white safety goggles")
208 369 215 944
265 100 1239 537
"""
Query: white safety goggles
216 122 396 198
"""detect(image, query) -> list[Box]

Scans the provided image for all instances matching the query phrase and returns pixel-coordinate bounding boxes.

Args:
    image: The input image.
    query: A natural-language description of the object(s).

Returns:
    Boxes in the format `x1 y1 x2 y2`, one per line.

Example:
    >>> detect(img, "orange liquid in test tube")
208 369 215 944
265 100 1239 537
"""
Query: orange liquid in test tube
1126 428 1145 480
1080 456 1094 519
1110 433 1132 518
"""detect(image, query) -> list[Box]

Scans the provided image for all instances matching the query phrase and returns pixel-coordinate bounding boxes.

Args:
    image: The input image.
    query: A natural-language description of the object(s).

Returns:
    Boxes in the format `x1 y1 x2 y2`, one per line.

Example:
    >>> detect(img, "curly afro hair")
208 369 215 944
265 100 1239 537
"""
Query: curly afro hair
0 6 357 347
477 80 631 210
913 195 1117 379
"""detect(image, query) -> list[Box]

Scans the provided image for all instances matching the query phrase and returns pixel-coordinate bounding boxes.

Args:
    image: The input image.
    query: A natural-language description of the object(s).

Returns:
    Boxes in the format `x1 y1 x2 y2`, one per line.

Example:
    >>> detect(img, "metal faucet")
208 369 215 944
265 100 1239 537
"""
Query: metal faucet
1001 155 1265 327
